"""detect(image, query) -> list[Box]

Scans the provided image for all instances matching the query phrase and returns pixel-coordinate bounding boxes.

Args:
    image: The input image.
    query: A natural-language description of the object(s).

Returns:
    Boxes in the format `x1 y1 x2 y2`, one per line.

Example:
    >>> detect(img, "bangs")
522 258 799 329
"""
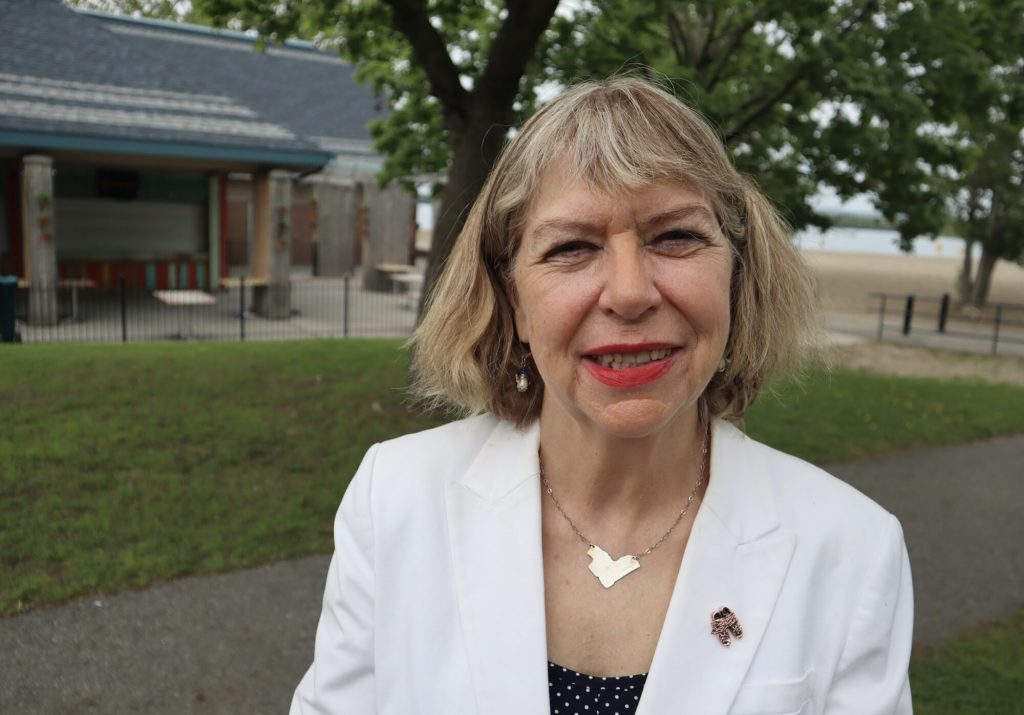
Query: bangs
555 91 718 193
492 79 737 240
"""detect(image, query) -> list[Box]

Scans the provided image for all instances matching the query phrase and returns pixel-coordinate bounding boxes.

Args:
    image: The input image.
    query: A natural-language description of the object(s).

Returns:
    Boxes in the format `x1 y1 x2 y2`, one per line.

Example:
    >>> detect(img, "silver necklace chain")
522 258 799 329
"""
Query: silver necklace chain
539 425 709 560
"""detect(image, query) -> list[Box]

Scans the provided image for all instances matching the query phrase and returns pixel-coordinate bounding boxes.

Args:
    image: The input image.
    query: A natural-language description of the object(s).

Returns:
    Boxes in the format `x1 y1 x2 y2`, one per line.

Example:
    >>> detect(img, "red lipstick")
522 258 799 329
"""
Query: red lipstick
582 344 679 388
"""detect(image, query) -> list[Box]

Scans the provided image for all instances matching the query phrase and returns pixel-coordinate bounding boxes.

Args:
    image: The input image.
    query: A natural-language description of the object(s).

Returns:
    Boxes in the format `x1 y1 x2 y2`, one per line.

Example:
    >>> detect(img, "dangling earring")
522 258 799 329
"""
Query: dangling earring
516 353 532 393
717 356 730 373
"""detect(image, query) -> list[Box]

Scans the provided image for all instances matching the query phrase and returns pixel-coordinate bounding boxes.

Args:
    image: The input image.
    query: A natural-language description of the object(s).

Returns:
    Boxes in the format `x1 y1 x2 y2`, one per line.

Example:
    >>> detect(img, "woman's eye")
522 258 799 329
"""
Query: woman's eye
652 230 708 252
545 241 596 261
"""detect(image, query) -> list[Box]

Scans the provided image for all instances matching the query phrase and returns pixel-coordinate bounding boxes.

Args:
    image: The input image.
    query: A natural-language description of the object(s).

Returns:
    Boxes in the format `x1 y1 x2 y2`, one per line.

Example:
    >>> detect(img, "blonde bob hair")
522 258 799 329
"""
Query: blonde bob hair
410 76 820 426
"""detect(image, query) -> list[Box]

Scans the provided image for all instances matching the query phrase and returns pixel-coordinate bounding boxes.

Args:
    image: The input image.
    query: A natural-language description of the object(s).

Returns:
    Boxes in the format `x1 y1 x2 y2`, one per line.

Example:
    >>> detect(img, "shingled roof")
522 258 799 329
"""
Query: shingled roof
0 0 385 170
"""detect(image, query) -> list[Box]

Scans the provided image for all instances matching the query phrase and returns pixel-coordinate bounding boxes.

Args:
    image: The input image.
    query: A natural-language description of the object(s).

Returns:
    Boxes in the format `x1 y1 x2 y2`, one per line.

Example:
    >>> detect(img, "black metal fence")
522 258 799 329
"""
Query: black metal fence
872 292 1024 355
2 275 419 344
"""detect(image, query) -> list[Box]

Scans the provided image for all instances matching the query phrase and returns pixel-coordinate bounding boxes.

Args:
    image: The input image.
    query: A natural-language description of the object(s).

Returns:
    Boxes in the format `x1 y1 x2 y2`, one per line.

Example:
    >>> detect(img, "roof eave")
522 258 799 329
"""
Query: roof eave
0 129 332 171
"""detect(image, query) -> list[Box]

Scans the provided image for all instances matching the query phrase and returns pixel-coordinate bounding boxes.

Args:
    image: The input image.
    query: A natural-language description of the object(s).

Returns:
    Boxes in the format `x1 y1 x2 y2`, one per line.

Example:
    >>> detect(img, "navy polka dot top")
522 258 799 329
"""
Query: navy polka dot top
547 661 647 714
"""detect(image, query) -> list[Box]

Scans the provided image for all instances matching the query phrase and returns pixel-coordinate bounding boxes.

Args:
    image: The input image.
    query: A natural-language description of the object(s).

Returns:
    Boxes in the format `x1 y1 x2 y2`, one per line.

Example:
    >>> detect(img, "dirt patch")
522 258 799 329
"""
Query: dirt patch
832 341 1024 386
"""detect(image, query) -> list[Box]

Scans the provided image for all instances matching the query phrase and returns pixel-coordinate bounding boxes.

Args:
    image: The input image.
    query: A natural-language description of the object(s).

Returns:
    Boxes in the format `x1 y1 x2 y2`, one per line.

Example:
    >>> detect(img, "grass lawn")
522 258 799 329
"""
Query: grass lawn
1 340 443 616
3 339 1024 618
745 367 1024 463
911 610 1024 715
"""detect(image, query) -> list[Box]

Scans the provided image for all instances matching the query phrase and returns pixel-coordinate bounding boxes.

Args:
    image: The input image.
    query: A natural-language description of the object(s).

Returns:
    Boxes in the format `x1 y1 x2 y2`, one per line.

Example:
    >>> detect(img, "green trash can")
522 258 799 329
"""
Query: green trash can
0 276 18 343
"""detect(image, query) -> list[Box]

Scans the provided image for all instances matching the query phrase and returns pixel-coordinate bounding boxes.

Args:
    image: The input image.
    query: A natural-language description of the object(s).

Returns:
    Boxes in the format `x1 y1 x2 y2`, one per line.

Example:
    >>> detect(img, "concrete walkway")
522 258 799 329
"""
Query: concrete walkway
2 435 1023 714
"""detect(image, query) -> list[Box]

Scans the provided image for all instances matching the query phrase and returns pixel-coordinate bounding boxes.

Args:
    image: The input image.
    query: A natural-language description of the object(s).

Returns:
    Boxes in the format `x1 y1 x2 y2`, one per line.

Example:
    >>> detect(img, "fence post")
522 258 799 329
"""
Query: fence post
343 273 350 338
0 276 17 343
876 294 887 340
902 295 915 336
239 276 246 342
119 273 127 343
938 293 950 333
992 304 1002 355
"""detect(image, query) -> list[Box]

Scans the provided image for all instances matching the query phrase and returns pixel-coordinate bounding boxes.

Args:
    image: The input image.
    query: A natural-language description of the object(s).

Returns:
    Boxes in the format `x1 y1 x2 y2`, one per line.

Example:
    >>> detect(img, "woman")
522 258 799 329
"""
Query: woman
291 78 913 714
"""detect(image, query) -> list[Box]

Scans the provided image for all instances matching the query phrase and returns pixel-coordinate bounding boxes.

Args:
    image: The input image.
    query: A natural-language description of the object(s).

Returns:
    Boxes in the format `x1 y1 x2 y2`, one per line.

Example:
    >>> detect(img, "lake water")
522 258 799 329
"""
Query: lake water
794 226 980 259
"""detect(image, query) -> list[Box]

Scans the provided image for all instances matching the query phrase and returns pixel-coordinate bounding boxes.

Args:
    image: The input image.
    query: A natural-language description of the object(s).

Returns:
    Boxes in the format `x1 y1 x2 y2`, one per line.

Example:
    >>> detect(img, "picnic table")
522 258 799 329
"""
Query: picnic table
153 289 215 339
388 272 424 309
18 278 97 320
219 276 269 288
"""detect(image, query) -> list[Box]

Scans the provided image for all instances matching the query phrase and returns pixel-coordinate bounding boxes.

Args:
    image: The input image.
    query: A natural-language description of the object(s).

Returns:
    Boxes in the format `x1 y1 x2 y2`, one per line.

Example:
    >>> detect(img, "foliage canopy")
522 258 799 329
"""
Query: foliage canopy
65 0 1024 305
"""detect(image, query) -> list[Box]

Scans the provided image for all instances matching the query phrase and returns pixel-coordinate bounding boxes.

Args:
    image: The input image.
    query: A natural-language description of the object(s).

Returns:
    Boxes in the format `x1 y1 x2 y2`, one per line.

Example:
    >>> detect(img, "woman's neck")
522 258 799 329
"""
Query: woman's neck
537 404 708 526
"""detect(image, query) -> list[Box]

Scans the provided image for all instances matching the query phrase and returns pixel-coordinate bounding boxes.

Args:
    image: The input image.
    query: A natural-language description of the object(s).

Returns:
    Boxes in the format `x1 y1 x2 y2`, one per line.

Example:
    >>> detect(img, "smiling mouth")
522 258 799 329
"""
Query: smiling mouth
587 348 675 370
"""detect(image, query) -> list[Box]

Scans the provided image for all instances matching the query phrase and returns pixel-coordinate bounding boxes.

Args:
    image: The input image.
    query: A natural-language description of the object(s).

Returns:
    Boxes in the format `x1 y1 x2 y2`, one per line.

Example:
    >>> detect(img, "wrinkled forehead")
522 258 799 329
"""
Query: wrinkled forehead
526 164 712 226
517 158 721 238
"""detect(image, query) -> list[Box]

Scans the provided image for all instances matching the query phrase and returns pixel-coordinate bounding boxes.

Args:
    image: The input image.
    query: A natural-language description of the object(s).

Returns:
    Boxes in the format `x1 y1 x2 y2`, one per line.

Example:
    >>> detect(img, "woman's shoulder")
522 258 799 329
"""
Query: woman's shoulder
373 412 506 472
349 413 511 503
339 414 534 544
718 420 900 543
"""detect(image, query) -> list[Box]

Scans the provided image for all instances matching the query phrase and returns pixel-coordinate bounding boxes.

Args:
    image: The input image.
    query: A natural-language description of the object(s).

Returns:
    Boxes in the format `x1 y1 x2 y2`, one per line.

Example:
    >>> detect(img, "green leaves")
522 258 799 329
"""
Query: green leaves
547 0 982 240
88 0 1023 304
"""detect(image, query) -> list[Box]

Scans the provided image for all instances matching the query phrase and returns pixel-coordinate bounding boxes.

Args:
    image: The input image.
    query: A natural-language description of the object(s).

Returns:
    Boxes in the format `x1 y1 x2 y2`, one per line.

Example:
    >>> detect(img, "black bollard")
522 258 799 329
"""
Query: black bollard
902 295 915 336
937 293 950 333
0 276 17 343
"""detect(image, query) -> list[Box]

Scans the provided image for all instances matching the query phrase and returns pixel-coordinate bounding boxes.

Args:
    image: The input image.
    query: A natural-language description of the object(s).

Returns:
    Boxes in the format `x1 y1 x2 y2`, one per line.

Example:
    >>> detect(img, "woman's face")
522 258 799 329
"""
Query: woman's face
512 170 734 439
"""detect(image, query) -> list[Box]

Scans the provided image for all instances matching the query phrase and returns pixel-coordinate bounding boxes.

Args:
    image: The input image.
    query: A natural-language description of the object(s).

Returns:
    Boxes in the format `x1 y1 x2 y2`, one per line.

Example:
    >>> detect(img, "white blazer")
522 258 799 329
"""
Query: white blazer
291 415 913 714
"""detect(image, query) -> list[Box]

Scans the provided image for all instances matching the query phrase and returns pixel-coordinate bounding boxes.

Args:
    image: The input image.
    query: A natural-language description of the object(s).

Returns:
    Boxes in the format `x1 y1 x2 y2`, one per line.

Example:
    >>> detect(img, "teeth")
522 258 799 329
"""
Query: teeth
594 348 672 369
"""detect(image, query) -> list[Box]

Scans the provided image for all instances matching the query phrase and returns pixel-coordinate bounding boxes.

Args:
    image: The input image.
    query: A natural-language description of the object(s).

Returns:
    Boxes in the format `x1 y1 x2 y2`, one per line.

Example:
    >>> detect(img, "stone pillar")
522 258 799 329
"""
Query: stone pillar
362 183 415 291
22 155 58 325
251 169 292 318
207 175 221 290
313 181 357 276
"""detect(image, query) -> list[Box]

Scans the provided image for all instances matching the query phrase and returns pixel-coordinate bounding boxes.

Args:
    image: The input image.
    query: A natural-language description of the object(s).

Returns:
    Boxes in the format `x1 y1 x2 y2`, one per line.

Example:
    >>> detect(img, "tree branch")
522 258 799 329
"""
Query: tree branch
697 5 720 71
474 0 560 117
665 10 692 68
704 8 760 93
724 71 805 144
681 5 705 67
724 1 875 144
381 0 470 120
668 6 706 68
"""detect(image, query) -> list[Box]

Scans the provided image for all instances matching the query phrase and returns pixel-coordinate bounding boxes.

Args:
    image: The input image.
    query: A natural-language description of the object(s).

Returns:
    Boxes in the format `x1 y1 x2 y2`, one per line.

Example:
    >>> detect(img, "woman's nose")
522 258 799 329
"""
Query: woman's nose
598 237 661 320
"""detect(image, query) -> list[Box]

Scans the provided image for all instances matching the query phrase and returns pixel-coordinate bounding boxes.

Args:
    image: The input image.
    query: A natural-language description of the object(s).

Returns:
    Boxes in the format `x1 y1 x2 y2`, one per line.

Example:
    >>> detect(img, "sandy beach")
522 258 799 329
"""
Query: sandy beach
802 249 1024 315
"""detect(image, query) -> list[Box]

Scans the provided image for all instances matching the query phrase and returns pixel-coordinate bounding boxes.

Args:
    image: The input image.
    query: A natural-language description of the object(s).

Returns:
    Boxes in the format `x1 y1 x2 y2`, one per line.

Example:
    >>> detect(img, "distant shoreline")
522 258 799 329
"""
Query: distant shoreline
794 226 977 260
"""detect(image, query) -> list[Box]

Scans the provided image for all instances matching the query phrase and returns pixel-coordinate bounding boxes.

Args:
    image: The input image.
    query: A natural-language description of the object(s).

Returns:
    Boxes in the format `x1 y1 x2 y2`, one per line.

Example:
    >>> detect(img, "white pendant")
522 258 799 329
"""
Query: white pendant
515 372 528 393
587 544 640 588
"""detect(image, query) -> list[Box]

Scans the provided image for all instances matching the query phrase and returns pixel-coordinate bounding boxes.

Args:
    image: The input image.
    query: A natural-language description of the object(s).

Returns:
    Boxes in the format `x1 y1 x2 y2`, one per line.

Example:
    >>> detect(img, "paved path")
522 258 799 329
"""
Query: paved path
2 436 1023 714
828 436 1024 649
824 311 1024 358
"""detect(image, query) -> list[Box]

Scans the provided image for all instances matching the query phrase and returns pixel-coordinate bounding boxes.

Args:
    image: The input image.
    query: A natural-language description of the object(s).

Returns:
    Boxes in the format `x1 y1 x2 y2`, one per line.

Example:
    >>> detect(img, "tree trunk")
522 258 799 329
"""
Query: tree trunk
957 238 974 302
969 246 998 308
418 110 509 317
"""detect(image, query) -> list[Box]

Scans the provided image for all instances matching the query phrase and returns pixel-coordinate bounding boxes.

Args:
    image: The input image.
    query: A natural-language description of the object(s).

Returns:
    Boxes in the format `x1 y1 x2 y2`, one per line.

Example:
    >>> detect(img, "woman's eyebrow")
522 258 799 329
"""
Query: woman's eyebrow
529 218 605 240
640 204 715 230
529 204 714 240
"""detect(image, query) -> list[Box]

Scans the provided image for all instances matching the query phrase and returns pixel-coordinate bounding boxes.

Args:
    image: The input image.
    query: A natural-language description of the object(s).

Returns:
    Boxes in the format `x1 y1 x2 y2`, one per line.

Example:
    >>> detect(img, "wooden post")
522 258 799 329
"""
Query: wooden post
313 181 357 276
22 155 58 325
251 172 271 282
251 170 293 318
207 175 221 290
876 294 887 340
362 183 416 291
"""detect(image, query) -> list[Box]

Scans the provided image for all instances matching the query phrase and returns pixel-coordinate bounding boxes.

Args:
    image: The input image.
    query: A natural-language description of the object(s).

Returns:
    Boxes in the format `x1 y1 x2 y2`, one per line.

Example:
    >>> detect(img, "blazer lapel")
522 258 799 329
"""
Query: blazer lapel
445 419 549 715
637 421 797 715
